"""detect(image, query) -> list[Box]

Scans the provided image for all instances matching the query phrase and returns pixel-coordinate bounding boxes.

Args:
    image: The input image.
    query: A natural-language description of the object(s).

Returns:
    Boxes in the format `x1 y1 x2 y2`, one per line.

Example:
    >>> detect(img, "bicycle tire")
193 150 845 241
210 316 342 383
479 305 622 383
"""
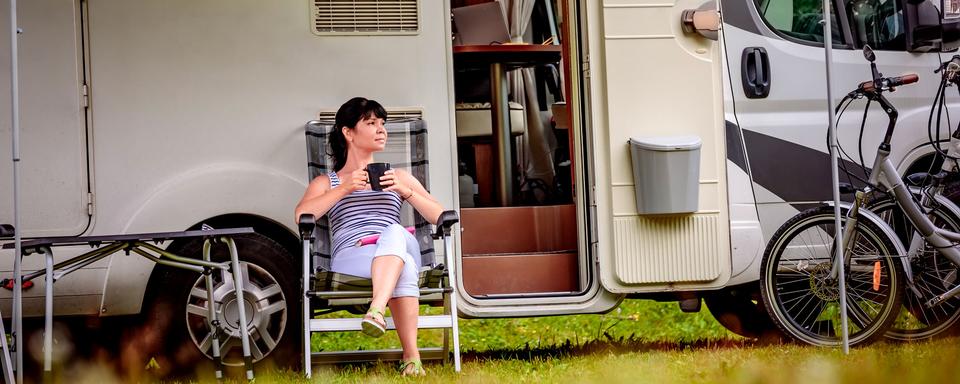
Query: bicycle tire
866 193 960 340
760 205 905 347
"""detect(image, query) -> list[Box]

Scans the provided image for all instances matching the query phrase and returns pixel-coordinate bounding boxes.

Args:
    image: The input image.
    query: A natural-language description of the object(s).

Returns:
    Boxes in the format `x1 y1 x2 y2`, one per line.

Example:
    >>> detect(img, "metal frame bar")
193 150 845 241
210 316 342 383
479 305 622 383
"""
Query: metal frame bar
312 287 450 298
301 237 312 378
202 241 225 380
20 242 125 283
220 237 254 380
0 302 13 383
8 232 255 380
9 0 23 380
821 0 848 353
310 347 446 365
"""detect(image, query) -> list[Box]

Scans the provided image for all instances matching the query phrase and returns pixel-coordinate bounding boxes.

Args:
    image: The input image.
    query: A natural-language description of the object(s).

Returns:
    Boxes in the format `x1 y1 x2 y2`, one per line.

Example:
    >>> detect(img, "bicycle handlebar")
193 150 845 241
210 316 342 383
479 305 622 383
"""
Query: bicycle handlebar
941 55 960 84
856 73 918 94
890 74 919 87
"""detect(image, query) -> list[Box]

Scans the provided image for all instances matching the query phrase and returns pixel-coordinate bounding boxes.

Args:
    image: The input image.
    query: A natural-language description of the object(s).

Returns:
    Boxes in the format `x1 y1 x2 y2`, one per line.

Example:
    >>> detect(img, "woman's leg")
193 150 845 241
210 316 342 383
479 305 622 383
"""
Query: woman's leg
369 255 403 310
374 224 424 363
369 224 424 368
369 224 420 312
388 296 420 361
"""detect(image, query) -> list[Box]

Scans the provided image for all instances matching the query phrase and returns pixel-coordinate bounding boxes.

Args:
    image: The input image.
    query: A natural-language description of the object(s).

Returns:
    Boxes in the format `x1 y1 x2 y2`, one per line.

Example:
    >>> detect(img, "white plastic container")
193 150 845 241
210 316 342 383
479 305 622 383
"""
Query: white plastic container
629 136 702 215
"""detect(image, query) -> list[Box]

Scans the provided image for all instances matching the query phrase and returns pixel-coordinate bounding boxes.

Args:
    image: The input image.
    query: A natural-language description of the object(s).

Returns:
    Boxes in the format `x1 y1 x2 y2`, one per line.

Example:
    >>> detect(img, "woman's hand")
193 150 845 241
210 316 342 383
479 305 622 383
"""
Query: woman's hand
380 169 414 199
348 169 369 192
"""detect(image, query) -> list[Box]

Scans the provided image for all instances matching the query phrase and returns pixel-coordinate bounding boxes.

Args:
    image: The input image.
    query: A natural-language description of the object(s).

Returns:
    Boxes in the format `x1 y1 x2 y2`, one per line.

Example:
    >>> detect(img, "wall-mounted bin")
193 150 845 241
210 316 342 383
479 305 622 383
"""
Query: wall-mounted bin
629 136 702 215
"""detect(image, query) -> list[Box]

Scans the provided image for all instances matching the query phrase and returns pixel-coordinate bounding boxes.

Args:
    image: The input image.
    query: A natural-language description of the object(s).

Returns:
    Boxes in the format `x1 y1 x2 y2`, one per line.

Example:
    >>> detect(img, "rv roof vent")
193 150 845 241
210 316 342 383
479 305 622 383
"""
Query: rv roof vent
316 107 423 122
312 0 419 35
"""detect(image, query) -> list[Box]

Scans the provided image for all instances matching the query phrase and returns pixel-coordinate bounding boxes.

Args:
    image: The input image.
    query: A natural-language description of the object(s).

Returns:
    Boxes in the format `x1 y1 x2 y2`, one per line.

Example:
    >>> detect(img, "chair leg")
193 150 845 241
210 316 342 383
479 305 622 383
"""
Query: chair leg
302 239 313 378
443 235 462 372
442 297 450 366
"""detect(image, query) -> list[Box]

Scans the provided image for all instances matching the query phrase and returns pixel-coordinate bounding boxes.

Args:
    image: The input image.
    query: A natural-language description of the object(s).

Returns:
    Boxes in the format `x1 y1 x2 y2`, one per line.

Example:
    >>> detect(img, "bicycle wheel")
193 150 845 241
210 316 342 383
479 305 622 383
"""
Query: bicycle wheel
867 193 960 340
760 205 905 347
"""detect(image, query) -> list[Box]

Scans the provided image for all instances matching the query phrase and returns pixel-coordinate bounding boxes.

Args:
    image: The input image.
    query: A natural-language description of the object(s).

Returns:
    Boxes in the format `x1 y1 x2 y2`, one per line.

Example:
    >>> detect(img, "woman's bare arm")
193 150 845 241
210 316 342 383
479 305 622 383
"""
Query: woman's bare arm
396 169 444 225
294 175 350 222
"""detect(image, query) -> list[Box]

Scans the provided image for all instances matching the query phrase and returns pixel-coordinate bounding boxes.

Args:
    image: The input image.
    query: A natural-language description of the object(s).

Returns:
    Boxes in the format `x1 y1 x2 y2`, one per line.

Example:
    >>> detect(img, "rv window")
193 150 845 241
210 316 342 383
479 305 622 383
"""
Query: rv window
756 0 847 45
846 0 906 50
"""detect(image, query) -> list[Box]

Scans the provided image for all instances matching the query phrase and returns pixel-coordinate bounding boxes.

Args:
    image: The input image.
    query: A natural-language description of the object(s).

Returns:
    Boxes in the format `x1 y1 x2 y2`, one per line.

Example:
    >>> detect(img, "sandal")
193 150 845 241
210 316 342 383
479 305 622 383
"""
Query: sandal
399 358 426 376
361 307 386 338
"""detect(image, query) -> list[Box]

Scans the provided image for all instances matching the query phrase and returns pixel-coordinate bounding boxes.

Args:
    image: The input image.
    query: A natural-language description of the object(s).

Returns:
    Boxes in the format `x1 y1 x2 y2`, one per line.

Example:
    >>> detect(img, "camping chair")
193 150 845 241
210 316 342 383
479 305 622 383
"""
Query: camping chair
299 119 461 378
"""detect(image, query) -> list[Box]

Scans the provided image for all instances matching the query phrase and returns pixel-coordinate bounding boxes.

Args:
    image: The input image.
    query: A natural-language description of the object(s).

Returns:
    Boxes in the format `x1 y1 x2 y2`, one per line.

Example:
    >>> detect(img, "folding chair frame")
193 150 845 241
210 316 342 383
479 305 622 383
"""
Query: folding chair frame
299 212 461 378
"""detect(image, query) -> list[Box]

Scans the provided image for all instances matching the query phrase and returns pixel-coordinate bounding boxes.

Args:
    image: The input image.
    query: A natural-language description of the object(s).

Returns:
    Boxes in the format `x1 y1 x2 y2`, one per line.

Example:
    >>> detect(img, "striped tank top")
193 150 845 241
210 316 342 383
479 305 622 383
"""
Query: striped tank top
327 171 403 256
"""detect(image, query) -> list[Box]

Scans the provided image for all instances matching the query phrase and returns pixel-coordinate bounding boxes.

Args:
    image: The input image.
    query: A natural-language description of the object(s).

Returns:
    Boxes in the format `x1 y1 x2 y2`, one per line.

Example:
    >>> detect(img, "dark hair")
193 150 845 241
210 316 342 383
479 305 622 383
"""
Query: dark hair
328 97 388 171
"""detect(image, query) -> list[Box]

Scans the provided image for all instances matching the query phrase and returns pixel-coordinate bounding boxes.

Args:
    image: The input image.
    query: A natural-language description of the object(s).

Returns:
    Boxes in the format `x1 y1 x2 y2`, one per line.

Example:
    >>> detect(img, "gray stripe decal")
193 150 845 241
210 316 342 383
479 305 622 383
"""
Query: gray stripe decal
725 120 748 171
741 129 868 202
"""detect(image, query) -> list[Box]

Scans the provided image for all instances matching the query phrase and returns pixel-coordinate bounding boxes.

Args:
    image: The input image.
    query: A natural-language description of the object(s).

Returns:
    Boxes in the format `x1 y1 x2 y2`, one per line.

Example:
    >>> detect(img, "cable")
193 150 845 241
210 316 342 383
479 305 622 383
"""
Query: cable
832 97 872 187
857 99 872 181
929 76 960 161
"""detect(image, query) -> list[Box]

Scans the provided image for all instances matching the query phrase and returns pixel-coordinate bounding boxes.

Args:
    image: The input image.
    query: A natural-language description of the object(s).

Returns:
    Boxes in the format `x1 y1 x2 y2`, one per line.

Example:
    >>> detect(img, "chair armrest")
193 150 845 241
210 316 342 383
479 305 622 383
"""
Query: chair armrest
432 210 459 239
298 214 316 240
0 224 13 238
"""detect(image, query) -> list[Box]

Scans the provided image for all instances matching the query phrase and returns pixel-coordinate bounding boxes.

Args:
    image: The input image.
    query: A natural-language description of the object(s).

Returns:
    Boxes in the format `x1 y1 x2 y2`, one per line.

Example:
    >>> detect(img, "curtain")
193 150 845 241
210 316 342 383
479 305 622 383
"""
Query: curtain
499 0 555 188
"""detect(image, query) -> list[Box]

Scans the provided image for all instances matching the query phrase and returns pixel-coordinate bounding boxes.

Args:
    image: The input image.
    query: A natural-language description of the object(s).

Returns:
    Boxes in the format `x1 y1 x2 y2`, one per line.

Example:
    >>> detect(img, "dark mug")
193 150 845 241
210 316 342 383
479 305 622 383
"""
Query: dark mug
366 162 391 191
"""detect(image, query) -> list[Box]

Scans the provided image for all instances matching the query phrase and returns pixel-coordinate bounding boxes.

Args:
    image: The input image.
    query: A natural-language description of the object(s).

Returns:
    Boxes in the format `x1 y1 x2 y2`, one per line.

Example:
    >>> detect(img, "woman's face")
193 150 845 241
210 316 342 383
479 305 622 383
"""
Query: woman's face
345 114 387 152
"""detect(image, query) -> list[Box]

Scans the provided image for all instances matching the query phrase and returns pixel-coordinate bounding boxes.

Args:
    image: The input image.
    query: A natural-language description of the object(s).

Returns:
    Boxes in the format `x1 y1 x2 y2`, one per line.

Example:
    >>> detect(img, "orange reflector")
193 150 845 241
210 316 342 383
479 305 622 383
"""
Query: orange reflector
873 261 881 291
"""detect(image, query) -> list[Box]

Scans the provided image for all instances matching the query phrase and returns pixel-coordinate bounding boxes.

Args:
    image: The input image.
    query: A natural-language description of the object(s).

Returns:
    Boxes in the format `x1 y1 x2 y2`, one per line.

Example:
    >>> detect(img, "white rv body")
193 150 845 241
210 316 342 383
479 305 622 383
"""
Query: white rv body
0 0 954 366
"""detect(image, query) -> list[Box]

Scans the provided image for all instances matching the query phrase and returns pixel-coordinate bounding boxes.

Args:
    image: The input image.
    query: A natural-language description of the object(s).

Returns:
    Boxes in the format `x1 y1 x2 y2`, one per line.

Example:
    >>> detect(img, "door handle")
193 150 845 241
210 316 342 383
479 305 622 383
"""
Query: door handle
741 47 770 98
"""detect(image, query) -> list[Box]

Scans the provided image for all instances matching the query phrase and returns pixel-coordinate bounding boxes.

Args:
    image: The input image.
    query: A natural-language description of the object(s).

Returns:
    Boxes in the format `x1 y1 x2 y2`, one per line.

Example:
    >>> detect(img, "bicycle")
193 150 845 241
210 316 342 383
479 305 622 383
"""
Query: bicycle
861 54 960 340
758 45 960 346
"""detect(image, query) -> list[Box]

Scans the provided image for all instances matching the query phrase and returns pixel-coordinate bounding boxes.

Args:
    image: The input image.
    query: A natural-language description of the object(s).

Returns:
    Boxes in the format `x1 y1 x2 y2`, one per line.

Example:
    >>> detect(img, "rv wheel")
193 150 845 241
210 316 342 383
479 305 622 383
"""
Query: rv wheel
142 233 299 377
703 286 783 342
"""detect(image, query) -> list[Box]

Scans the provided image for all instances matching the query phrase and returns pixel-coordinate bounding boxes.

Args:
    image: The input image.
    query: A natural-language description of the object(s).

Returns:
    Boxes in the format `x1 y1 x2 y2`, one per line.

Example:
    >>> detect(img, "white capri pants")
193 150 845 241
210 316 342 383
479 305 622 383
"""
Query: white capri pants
330 223 422 298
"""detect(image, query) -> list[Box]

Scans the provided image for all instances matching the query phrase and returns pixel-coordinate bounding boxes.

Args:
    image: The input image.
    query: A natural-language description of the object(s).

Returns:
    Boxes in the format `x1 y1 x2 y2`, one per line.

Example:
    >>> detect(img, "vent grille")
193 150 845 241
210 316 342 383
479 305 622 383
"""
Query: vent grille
312 0 419 35
317 108 423 122
613 214 722 284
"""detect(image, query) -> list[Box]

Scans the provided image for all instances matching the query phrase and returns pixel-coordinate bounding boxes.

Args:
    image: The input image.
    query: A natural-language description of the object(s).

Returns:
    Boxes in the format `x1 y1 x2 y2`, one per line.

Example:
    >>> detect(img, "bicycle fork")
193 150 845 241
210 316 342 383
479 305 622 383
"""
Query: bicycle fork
829 192 867 281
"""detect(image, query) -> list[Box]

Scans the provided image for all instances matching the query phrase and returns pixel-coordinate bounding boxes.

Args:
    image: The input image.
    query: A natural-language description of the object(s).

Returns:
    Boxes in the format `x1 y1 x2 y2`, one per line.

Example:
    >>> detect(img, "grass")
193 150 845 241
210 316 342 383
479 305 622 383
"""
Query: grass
52 299 960 383
311 299 732 354
242 338 960 384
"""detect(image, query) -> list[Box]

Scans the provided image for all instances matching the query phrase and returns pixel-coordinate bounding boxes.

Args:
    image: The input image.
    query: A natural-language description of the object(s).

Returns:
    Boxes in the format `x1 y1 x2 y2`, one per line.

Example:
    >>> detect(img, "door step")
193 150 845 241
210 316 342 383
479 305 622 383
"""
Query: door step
462 251 579 295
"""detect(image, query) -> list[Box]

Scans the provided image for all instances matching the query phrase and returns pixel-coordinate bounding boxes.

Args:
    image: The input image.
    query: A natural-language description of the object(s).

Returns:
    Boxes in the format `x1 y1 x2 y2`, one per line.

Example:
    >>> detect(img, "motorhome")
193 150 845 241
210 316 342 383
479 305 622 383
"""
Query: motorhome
1 0 957 370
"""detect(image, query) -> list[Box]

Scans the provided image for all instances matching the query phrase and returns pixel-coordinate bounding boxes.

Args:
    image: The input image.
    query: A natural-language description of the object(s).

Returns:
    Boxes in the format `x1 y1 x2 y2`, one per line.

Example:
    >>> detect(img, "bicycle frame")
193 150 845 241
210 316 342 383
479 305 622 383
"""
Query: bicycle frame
842 90 960 308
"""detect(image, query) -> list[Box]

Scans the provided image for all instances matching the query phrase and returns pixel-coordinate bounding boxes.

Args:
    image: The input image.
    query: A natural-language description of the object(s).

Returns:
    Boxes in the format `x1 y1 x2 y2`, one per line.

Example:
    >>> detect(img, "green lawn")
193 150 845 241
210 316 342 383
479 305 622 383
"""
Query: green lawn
311 298 733 354
65 299 960 383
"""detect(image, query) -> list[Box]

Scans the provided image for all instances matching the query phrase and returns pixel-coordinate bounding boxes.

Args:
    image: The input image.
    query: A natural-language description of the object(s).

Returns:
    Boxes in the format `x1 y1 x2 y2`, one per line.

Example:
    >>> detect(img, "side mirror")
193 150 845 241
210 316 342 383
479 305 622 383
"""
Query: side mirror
943 0 960 50
863 45 876 62
903 0 960 52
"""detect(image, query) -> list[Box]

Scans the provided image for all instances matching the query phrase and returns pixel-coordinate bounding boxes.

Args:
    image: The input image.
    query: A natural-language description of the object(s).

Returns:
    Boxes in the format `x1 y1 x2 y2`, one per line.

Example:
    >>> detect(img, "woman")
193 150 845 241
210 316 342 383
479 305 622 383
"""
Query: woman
294 97 444 376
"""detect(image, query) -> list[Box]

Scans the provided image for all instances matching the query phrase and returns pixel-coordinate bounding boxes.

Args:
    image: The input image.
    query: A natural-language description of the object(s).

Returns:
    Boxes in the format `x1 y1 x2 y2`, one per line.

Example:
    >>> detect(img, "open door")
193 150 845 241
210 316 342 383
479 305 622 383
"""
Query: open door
588 0 732 293
0 0 90 237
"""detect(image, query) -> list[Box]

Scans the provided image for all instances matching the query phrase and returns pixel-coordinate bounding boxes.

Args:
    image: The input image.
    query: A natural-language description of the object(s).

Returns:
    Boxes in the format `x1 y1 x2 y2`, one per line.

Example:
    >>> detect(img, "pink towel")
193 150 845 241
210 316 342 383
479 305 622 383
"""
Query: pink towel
356 226 416 246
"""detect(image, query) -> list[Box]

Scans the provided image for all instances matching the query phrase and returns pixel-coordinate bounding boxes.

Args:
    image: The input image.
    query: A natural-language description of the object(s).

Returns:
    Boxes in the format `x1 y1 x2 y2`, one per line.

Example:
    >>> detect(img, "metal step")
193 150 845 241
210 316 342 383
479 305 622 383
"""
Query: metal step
309 315 454 332
310 347 447 365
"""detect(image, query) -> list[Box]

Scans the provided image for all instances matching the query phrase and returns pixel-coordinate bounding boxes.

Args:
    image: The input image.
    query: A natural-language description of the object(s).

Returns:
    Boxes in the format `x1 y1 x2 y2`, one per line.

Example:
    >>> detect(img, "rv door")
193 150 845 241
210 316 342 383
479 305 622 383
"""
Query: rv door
1 0 91 237
587 0 732 293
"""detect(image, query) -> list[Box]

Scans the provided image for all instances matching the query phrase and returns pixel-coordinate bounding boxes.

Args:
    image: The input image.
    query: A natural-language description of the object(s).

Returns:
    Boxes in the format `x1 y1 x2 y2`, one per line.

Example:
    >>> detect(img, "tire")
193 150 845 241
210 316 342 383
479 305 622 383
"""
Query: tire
867 193 960 340
141 233 300 377
703 285 783 342
759 205 904 347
